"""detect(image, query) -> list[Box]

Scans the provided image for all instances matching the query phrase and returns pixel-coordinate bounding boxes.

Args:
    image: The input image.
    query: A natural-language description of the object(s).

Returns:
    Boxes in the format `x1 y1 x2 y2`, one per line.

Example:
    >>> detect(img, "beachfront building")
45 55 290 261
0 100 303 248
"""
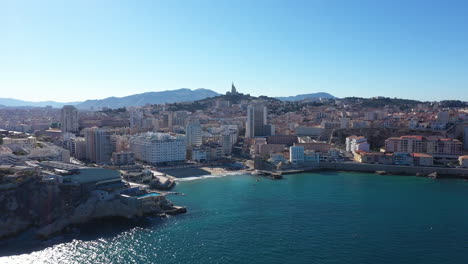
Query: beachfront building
294 142 331 153
187 147 207 162
345 136 370 153
269 153 287 164
393 152 414 166
289 146 305 164
130 132 186 165
412 153 434 166
353 151 394 165
204 143 224 161
385 136 462 158
304 150 320 165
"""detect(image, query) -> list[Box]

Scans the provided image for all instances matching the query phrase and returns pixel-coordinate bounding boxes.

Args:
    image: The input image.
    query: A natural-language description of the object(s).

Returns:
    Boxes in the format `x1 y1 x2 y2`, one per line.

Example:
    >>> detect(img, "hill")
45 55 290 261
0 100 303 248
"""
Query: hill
76 88 219 109
0 98 80 108
276 92 335 101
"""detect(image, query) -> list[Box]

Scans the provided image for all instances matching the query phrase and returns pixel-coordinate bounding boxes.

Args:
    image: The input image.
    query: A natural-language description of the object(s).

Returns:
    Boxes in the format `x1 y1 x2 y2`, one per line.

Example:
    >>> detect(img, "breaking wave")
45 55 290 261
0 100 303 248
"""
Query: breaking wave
174 172 247 182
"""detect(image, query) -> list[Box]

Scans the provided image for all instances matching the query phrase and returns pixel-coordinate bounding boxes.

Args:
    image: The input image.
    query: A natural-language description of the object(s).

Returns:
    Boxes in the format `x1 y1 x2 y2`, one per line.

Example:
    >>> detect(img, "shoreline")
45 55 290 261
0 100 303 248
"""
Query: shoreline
161 166 249 178
158 162 468 180
251 162 468 180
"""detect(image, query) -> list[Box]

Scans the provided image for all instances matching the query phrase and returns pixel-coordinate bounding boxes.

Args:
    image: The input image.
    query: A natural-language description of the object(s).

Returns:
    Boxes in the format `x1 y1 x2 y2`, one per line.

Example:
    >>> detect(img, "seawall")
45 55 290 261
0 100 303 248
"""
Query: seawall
318 162 468 178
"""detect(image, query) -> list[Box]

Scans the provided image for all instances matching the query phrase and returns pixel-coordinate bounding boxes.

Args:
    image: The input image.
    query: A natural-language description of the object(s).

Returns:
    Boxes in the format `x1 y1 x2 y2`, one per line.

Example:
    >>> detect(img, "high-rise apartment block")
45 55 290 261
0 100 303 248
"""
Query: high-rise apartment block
60 105 79 133
246 102 273 138
84 127 114 164
186 121 202 147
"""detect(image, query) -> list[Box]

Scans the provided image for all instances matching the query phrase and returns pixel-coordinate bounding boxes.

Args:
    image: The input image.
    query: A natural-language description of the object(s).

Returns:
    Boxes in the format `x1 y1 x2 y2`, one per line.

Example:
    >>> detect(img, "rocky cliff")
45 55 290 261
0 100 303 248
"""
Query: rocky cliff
0 178 178 239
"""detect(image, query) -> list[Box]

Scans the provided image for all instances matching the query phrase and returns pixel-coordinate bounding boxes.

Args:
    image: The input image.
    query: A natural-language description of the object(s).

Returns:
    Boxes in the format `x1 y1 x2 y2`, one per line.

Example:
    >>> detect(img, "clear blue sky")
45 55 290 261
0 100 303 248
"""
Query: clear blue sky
1 0 467 102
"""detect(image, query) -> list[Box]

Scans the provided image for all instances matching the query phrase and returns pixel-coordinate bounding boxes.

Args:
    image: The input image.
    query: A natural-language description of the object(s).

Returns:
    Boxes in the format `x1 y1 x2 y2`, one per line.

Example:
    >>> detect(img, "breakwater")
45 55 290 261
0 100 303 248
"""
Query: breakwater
319 162 468 178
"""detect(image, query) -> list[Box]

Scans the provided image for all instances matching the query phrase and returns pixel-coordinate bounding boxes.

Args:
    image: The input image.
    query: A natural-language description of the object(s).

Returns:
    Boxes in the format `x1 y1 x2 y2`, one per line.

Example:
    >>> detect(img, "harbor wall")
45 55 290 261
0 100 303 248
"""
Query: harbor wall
318 162 468 178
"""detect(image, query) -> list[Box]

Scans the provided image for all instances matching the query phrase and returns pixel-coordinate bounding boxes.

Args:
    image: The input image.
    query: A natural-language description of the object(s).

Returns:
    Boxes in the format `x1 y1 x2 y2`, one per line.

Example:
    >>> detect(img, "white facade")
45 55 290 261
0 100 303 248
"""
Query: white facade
289 146 305 164
345 136 370 152
130 132 186 164
186 121 202 147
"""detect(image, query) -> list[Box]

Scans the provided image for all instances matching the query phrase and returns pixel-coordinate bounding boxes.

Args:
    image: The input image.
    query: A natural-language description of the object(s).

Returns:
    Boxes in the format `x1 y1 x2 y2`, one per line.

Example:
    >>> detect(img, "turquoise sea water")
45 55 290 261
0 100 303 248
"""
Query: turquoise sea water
137 192 160 198
1 171 468 264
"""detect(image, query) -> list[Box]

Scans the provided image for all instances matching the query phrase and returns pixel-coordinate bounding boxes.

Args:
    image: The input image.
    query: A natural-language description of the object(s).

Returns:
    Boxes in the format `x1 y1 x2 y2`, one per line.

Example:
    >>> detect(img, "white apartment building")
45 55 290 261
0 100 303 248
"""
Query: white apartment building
130 132 186 164
186 121 202 147
345 136 370 152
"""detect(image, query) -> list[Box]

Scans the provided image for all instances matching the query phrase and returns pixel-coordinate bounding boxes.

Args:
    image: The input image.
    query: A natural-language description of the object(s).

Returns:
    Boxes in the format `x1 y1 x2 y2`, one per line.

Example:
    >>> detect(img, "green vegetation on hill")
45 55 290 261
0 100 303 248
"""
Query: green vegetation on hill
166 93 282 112
440 100 466 108
343 97 422 110
100 107 127 114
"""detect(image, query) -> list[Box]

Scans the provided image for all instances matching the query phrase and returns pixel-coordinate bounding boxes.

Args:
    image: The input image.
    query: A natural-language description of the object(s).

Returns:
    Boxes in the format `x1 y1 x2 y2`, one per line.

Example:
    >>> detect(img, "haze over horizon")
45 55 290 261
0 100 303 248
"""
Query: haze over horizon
2 0 468 102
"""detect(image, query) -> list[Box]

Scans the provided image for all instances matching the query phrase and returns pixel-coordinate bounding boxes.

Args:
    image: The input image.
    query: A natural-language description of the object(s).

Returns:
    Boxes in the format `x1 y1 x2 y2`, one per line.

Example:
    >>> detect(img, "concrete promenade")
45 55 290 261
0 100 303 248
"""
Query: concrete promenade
318 162 468 178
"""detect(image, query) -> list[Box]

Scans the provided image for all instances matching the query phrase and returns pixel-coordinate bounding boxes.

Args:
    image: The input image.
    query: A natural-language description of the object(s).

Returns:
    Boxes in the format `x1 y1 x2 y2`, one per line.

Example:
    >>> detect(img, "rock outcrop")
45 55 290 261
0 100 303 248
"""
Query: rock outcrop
0 178 181 239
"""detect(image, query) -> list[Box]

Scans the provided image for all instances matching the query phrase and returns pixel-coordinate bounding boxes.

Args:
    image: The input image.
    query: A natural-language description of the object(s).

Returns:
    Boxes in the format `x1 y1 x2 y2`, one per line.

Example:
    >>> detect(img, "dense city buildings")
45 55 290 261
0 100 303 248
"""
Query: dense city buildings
0 84 467 172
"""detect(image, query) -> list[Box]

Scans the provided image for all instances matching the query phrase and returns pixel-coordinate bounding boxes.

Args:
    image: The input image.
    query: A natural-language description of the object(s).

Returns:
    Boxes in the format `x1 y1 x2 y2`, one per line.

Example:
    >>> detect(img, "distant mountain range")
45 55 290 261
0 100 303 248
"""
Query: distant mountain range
0 98 80 108
75 88 220 109
0 89 336 109
275 92 336 101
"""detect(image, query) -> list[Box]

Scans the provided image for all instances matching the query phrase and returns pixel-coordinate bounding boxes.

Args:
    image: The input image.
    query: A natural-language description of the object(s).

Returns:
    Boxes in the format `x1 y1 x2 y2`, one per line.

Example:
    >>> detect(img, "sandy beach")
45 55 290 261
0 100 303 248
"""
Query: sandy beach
162 166 247 178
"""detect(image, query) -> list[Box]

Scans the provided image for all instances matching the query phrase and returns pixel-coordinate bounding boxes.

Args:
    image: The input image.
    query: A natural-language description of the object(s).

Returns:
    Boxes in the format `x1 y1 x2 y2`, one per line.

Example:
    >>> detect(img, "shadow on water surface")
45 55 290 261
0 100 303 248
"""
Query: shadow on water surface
0 215 176 257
